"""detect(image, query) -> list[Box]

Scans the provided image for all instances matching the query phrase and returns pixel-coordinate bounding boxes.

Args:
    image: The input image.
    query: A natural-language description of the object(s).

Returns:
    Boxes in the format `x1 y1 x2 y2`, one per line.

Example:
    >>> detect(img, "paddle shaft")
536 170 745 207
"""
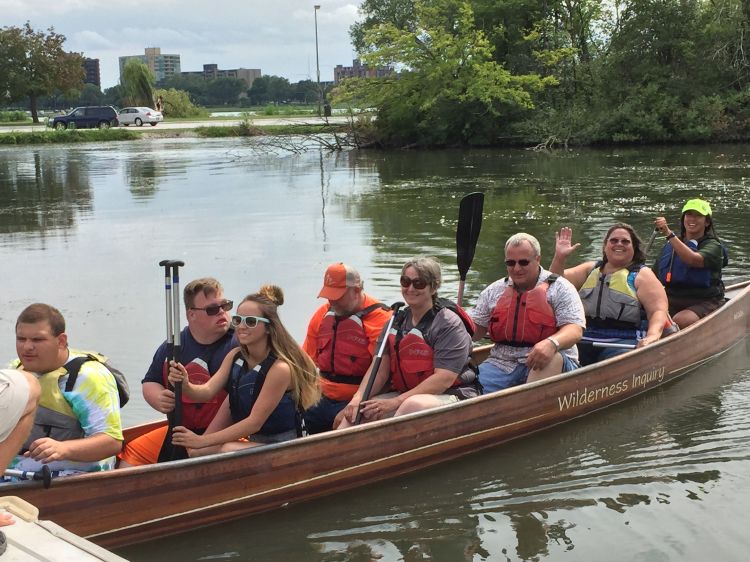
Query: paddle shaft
157 259 185 462
4 465 52 488
591 341 636 349
354 302 404 425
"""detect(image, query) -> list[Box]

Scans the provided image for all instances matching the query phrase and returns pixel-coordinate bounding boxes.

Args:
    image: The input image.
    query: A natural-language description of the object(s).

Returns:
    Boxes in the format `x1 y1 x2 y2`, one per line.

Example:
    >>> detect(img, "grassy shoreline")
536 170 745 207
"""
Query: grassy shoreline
0 122 350 145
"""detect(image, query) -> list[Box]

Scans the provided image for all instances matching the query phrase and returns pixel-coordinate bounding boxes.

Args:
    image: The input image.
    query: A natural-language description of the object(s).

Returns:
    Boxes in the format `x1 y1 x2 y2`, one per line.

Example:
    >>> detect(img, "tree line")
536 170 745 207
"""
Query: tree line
335 0 750 147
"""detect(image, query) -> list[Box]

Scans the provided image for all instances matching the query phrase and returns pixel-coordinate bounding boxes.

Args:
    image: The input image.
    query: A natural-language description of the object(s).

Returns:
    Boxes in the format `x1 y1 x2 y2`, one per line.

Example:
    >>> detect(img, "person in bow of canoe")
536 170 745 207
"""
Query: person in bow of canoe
338 257 479 427
549 224 669 366
653 198 728 329
167 285 320 456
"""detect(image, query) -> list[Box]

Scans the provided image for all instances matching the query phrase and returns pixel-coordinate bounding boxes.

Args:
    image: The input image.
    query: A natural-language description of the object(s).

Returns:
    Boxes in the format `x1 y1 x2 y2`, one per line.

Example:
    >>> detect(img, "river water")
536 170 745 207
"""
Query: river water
0 139 748 560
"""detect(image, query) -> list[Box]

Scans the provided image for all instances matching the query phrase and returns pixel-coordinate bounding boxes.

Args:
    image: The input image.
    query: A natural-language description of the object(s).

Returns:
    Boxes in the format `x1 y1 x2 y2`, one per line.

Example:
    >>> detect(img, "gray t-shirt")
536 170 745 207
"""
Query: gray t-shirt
470 267 586 372
396 306 472 376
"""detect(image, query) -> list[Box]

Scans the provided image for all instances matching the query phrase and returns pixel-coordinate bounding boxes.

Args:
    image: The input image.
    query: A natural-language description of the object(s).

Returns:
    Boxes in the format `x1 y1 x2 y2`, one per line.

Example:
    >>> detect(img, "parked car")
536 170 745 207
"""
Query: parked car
49 106 119 130
118 107 164 127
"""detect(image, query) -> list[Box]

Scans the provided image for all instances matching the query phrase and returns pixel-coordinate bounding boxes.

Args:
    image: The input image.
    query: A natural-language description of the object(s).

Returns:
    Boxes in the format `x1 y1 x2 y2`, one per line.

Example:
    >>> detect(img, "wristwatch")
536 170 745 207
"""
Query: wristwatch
666 231 676 240
546 336 560 352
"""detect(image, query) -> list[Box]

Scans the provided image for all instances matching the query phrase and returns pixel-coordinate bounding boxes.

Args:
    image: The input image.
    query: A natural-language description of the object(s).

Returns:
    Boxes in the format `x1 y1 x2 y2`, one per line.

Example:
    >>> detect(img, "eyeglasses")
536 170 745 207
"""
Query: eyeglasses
608 238 632 246
505 259 532 268
190 300 233 316
400 275 428 289
230 315 270 329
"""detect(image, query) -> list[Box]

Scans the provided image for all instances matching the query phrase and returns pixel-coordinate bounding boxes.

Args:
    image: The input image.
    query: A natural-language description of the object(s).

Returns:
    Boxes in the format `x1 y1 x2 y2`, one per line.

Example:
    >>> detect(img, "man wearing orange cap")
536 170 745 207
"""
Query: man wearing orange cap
303 263 391 433
654 198 728 328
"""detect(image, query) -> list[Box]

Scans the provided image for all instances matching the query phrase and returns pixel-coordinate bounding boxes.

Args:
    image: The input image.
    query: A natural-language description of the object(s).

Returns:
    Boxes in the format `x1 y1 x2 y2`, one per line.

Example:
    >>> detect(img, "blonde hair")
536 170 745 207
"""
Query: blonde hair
240 285 320 409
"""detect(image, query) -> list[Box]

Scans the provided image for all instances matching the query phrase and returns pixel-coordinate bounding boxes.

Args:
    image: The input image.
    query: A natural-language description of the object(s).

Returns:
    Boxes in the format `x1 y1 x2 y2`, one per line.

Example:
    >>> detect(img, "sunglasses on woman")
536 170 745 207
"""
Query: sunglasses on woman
400 275 428 289
230 315 270 329
190 300 233 316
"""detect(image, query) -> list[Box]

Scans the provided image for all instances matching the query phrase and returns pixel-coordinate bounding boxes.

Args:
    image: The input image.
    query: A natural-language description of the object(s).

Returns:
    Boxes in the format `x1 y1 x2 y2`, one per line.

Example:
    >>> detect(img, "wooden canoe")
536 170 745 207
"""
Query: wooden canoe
3 280 749 549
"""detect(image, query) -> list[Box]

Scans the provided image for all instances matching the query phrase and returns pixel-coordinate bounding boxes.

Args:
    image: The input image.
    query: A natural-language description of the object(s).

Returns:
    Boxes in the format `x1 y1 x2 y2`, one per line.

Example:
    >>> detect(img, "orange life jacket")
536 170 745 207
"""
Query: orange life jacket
487 277 558 347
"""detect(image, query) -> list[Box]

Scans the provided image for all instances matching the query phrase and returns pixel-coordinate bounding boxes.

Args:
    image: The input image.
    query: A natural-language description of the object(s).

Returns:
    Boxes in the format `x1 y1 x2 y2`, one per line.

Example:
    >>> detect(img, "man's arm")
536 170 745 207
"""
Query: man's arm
25 432 122 464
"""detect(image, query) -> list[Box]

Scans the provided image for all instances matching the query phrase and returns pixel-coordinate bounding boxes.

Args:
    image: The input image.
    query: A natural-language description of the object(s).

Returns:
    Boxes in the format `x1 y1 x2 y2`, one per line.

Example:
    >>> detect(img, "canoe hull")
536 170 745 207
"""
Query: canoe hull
5 282 749 548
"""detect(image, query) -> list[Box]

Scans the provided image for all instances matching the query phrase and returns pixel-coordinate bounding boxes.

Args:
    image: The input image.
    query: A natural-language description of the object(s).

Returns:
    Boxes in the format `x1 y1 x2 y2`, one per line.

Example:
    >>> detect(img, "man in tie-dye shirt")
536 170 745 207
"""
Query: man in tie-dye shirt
8 303 123 476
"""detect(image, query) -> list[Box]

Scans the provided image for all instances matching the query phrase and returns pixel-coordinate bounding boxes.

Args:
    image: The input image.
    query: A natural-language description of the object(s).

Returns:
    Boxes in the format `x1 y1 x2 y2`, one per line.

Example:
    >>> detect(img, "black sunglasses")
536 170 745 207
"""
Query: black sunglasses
190 300 233 316
400 275 428 289
505 259 532 268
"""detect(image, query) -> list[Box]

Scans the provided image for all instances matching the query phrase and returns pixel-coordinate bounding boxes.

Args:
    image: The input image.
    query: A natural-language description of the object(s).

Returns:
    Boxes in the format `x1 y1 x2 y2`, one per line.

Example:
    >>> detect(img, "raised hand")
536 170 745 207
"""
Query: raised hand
554 227 581 260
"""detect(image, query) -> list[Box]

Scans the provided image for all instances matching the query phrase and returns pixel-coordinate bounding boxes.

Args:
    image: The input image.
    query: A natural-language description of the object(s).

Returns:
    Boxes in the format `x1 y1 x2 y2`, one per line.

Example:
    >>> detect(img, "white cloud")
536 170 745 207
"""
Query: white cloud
2 0 364 88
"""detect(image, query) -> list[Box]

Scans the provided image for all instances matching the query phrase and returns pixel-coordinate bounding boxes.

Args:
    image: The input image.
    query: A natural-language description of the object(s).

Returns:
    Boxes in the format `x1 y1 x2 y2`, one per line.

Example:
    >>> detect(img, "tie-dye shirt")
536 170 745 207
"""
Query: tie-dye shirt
8 349 123 475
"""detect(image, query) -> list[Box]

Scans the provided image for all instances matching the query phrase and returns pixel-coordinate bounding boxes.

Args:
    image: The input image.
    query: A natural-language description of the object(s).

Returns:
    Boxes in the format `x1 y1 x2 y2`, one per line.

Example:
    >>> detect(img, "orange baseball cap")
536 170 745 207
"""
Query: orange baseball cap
318 263 362 300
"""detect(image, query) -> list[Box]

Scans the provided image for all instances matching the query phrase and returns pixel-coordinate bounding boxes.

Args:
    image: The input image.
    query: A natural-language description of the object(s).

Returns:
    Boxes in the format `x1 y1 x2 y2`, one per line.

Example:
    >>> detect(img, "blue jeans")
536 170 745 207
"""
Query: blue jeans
303 395 349 434
479 354 579 394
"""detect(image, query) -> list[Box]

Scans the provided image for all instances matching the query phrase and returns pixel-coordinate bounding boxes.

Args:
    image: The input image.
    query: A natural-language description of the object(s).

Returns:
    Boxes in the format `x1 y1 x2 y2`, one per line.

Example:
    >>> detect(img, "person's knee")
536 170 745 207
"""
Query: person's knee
396 395 432 415
673 310 699 329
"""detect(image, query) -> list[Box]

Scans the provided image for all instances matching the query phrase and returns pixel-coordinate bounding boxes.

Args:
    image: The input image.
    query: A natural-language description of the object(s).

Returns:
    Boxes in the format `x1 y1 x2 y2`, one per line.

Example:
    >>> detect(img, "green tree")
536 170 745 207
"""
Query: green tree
153 88 208 117
336 0 555 146
0 22 84 122
121 59 155 107
78 83 104 106
205 78 246 105
247 75 291 104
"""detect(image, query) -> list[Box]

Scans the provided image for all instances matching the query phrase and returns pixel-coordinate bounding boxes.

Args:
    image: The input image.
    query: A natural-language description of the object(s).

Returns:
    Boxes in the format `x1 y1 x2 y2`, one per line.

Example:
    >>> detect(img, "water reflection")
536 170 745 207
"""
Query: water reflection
0 149 93 239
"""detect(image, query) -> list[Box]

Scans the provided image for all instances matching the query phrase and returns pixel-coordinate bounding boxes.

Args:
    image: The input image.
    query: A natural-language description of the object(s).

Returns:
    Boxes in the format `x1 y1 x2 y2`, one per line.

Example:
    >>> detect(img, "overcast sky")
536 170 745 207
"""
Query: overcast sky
1 0 364 89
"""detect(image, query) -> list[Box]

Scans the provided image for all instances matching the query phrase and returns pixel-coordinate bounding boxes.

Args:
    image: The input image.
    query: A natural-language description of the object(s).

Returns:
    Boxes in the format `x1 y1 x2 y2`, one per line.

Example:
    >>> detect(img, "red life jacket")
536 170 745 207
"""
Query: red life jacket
316 303 388 385
487 276 558 347
388 300 472 392
161 360 226 431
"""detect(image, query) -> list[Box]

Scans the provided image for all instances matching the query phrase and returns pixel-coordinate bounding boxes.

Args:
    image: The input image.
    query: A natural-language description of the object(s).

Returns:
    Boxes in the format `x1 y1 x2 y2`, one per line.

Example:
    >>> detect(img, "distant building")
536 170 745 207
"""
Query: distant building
181 64 262 88
119 47 181 84
83 58 100 88
334 59 394 84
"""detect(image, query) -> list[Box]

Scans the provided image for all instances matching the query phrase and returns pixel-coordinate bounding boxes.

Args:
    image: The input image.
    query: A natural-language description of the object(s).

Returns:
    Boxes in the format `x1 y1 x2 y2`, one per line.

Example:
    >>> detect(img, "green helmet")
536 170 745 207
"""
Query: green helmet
681 198 712 216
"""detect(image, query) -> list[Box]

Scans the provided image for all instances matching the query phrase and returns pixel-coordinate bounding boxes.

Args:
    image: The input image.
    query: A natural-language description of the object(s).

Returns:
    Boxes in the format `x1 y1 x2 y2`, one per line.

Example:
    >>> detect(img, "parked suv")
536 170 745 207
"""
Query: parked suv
49 106 119 130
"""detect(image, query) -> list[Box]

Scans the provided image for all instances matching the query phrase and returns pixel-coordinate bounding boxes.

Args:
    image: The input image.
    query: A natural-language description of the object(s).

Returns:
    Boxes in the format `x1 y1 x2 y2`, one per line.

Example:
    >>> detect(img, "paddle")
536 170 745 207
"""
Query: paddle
354 301 405 425
4 465 52 488
592 342 636 349
157 259 187 462
644 228 659 257
456 192 484 306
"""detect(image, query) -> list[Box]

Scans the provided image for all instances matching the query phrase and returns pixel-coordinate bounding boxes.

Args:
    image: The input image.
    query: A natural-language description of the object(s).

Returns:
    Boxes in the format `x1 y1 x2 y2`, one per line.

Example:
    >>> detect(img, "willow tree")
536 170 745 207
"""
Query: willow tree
335 0 556 146
121 59 155 107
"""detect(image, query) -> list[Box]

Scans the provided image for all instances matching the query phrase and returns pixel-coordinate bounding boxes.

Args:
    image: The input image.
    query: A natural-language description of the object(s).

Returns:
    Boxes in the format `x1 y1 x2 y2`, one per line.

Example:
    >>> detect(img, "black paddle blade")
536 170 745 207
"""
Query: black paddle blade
456 192 484 280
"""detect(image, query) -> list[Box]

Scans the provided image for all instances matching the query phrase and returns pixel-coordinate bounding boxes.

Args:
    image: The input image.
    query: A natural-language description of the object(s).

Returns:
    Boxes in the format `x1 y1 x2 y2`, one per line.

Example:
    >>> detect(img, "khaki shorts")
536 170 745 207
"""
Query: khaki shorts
0 369 31 442
372 391 459 418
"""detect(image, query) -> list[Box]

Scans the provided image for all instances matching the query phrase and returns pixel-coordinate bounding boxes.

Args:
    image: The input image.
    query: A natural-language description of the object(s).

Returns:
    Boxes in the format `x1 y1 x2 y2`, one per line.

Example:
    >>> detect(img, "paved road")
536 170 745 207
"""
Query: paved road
0 115 351 134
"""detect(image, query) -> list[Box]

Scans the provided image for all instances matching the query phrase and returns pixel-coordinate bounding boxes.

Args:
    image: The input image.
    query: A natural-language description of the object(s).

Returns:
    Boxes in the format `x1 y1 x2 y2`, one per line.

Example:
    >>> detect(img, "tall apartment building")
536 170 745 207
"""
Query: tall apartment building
83 58 101 88
334 59 394 84
181 64 262 88
119 47 181 84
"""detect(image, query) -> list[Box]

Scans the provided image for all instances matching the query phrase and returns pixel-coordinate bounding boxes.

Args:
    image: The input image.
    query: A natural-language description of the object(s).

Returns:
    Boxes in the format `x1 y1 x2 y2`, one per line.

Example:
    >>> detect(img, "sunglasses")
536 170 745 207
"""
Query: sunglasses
400 275 428 289
230 315 270 329
607 237 632 246
504 259 533 268
190 300 233 316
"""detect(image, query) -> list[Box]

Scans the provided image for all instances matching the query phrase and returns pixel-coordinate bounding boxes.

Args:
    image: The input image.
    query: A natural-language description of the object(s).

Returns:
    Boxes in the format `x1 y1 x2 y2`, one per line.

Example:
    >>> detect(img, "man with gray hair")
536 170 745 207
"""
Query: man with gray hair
470 233 585 393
